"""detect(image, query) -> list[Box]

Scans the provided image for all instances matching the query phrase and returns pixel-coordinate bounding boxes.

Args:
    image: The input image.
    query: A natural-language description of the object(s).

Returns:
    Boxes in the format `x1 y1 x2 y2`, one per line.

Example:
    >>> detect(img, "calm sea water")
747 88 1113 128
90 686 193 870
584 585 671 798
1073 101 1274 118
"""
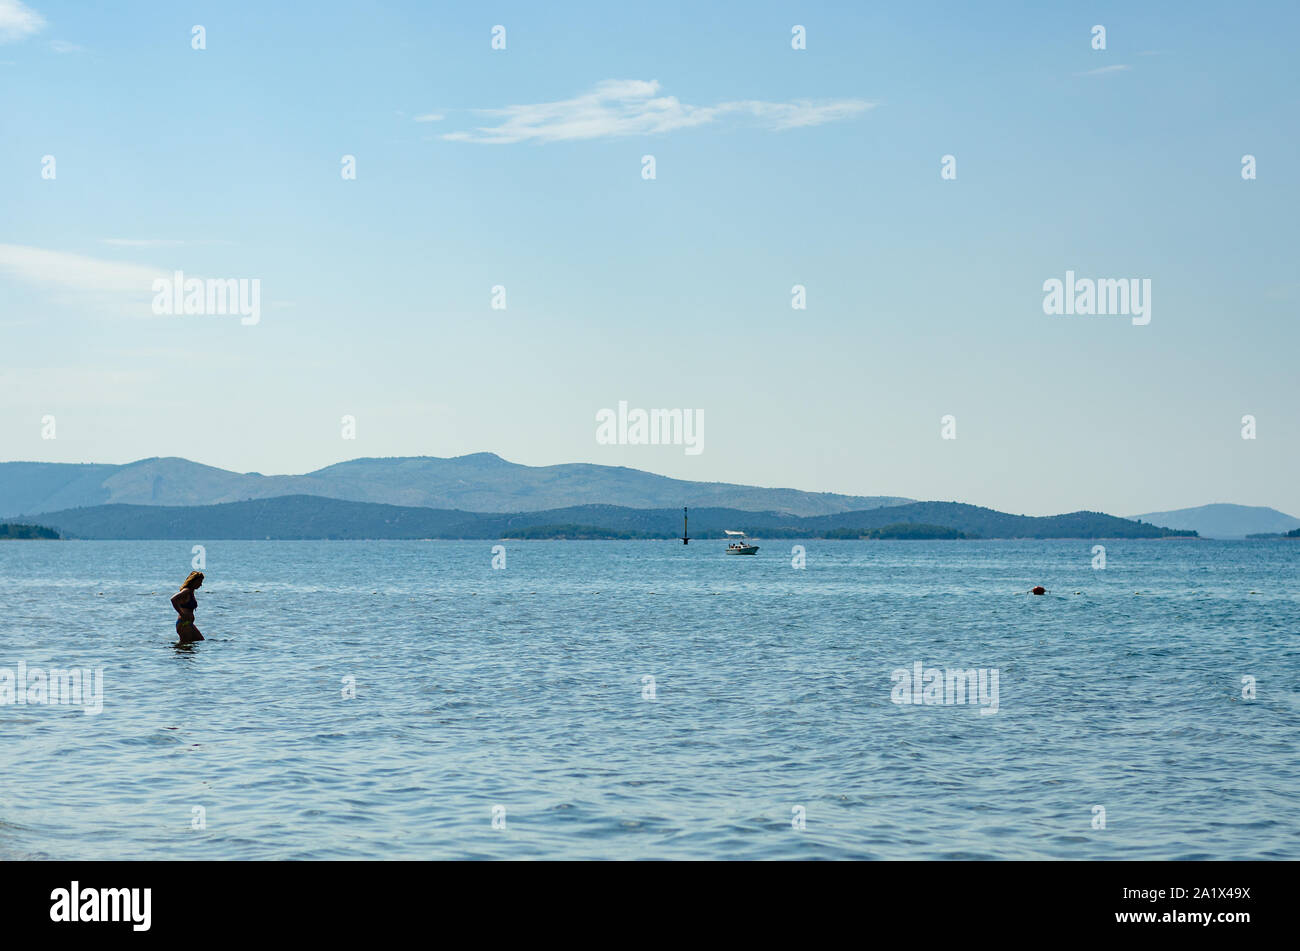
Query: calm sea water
1 539 1296 860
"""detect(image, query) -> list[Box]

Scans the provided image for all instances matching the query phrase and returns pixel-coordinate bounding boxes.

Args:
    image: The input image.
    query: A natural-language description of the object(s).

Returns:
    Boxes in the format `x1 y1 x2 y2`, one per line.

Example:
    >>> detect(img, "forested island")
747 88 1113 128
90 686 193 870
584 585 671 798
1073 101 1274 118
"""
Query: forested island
0 522 60 539
821 523 970 540
1247 527 1300 539
22 496 1196 540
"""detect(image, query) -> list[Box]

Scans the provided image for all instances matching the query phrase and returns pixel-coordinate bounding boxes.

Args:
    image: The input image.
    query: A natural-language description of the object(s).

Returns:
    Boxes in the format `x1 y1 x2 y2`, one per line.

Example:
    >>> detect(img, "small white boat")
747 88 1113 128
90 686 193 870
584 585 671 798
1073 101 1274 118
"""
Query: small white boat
724 530 759 555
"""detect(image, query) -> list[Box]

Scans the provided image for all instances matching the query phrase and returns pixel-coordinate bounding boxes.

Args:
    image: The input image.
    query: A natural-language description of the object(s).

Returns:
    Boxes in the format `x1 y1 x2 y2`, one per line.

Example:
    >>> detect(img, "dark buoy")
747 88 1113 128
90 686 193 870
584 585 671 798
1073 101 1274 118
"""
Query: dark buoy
682 506 690 545
1031 585 1046 596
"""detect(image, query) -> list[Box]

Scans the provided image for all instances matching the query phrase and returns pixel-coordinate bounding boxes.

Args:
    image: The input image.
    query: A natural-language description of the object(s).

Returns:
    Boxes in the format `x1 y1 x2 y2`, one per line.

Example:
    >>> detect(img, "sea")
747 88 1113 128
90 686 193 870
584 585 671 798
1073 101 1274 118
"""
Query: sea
1 538 1296 860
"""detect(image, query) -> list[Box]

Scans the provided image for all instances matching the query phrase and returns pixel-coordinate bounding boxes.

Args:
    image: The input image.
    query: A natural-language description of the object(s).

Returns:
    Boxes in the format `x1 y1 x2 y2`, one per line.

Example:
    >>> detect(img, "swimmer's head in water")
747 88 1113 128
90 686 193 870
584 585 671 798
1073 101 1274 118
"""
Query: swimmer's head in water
182 571 205 590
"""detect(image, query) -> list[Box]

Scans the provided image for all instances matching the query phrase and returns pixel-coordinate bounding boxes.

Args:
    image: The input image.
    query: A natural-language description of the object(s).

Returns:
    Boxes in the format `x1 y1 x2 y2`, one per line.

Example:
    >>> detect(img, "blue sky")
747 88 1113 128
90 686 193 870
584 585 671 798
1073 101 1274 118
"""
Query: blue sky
1 0 1297 516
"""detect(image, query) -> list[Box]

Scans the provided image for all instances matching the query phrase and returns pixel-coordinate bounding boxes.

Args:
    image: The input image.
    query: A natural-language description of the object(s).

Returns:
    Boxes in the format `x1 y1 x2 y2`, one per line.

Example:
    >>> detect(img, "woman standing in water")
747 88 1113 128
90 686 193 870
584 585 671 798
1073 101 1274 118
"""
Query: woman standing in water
171 571 205 642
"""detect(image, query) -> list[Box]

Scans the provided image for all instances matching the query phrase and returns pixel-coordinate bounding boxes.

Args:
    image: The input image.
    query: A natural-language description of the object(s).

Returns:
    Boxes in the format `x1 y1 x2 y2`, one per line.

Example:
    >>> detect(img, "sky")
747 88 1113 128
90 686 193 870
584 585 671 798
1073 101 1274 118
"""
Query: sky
1 0 1297 517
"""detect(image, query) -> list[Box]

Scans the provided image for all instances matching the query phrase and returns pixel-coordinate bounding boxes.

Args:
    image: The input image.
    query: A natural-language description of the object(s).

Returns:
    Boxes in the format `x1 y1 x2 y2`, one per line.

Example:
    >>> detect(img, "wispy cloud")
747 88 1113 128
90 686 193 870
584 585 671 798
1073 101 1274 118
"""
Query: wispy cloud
0 244 167 292
413 113 444 123
50 39 81 53
1076 64 1132 77
441 79 874 144
0 0 44 43
724 98 877 129
0 244 176 321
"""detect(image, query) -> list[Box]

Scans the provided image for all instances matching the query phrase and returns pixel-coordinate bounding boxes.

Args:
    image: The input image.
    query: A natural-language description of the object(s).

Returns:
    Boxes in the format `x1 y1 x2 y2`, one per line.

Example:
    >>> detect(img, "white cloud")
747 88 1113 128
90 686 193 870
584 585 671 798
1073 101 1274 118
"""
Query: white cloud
413 113 444 122
1077 64 1132 77
0 244 168 292
722 98 880 130
0 244 262 323
50 39 81 53
0 0 44 43
442 79 874 144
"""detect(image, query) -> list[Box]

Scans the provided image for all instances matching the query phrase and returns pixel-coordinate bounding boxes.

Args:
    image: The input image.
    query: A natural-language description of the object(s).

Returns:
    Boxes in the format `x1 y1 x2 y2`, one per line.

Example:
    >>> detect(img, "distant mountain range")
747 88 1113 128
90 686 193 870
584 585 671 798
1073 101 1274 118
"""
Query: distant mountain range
24 496 1195 540
0 454 910 519
1128 503 1300 539
7 454 1289 541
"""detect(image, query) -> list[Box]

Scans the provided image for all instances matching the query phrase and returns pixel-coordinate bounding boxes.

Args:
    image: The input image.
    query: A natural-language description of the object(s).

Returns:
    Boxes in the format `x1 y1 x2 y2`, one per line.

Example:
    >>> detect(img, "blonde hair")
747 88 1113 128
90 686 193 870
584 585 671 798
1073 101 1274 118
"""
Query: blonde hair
182 571 205 589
